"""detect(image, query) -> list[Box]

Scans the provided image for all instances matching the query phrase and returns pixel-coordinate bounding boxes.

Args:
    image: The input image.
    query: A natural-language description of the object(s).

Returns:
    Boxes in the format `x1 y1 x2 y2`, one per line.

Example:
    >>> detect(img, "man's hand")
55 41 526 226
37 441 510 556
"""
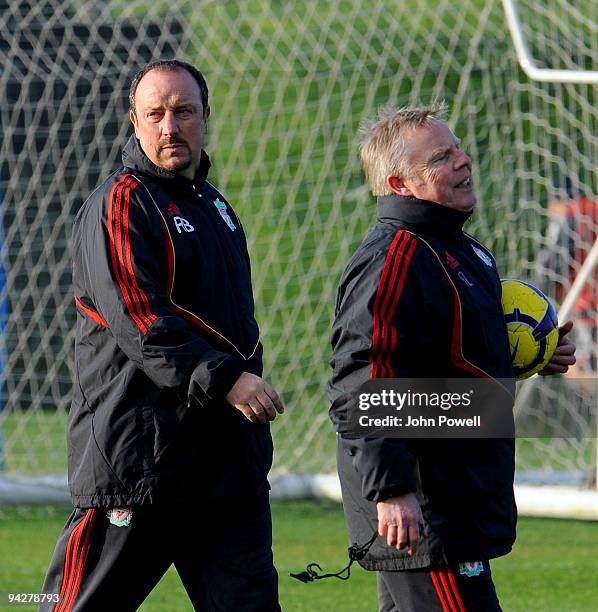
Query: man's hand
225 372 284 424
539 320 576 376
376 492 426 556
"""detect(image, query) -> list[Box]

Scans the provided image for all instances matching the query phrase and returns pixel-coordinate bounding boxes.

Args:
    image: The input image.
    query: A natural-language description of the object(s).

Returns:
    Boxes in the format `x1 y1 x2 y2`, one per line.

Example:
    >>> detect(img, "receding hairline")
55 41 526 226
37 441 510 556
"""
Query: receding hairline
134 68 203 106
129 60 209 115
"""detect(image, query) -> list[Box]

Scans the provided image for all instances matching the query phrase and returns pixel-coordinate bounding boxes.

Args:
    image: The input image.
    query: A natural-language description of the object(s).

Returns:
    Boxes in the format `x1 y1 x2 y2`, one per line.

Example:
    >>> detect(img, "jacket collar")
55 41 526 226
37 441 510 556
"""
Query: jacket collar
121 134 211 190
377 194 472 239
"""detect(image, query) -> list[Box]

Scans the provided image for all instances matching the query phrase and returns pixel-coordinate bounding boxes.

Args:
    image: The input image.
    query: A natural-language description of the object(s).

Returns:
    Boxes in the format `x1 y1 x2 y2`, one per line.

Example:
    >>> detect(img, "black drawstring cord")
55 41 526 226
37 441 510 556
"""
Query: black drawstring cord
290 530 378 583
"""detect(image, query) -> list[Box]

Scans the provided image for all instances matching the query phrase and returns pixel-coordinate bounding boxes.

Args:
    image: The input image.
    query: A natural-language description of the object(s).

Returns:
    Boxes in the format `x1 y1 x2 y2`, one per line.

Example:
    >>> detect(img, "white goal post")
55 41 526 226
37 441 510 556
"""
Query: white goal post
501 0 598 84
0 0 596 517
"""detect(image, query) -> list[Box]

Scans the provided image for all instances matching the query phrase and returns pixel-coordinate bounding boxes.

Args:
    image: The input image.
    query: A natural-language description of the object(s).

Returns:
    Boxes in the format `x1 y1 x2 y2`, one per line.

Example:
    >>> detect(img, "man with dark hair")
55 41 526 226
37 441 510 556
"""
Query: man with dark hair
41 60 283 611
329 104 575 611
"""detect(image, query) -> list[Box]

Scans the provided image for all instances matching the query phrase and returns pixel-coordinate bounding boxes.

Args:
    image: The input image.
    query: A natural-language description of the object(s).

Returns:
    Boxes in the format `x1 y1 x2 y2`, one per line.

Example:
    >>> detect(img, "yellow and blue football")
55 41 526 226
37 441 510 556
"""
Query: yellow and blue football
501 279 559 379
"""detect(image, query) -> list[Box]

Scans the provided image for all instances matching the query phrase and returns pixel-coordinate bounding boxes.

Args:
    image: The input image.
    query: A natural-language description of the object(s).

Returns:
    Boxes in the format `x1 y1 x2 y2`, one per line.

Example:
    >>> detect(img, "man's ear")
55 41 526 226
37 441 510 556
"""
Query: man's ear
387 175 415 197
129 110 138 137
203 105 211 133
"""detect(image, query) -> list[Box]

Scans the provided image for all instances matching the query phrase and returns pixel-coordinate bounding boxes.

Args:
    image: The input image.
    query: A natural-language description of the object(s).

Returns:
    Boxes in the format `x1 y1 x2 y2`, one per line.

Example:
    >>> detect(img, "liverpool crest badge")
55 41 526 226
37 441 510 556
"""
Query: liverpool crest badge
472 245 493 267
213 198 237 231
458 561 484 577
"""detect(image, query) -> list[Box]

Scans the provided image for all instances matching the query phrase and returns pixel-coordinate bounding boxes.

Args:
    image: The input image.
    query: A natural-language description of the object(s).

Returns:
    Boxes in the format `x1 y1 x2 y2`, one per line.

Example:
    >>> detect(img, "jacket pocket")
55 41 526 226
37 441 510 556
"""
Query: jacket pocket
91 409 141 488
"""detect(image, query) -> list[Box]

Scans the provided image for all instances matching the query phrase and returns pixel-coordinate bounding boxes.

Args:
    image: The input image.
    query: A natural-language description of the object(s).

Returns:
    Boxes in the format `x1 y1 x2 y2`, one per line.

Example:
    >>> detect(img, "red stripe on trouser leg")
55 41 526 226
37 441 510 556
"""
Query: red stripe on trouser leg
438 569 458 612
54 518 86 611
62 509 97 612
55 510 94 612
446 568 467 612
429 570 451 612
56 514 89 611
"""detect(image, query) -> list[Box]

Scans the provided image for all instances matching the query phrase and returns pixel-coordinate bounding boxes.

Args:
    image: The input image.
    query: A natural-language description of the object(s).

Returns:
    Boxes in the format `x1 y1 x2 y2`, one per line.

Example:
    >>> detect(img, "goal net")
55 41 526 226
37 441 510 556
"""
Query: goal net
0 0 596 507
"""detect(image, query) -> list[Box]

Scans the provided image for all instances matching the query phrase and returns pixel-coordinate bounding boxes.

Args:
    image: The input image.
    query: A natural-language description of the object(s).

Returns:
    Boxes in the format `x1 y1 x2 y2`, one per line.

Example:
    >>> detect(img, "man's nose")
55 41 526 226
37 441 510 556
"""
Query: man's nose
160 111 179 136
455 149 471 169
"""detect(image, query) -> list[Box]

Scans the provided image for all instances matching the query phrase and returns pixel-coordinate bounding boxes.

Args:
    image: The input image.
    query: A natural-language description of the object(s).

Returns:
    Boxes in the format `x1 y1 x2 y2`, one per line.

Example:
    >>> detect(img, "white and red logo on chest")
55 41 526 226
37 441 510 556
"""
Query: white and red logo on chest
446 251 474 288
167 201 195 234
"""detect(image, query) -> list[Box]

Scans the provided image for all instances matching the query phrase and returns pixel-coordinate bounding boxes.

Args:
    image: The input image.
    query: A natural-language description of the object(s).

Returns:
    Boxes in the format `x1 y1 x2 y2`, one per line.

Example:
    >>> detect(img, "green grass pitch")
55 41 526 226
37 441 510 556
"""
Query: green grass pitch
1 500 597 611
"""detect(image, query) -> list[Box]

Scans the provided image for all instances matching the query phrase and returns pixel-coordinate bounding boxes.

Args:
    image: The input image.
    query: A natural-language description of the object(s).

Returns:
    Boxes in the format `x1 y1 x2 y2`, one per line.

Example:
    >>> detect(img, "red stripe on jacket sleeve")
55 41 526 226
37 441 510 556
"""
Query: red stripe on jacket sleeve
371 231 405 377
107 174 156 335
113 176 155 330
376 233 410 376
370 230 417 378
383 237 417 368
121 180 157 327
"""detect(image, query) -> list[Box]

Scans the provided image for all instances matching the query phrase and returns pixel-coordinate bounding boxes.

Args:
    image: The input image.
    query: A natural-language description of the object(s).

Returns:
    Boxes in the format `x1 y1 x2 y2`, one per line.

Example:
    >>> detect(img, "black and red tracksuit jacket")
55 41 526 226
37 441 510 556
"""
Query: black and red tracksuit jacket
329 195 517 569
69 135 272 508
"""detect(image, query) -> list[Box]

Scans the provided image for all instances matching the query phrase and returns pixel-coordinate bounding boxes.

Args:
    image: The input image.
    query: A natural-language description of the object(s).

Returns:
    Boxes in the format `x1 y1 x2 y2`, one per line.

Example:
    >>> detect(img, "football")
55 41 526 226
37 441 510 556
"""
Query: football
501 279 560 379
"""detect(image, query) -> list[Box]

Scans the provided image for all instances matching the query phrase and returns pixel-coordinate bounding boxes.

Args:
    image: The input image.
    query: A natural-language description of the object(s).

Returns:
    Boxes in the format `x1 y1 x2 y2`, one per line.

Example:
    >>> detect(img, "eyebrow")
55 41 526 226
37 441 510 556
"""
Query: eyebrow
144 99 198 111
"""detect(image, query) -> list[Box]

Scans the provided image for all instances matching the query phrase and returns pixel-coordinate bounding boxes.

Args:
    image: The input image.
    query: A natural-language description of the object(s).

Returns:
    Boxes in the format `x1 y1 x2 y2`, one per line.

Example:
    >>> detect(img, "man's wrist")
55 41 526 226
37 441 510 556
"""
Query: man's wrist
188 356 244 405
375 487 417 504
213 364 245 401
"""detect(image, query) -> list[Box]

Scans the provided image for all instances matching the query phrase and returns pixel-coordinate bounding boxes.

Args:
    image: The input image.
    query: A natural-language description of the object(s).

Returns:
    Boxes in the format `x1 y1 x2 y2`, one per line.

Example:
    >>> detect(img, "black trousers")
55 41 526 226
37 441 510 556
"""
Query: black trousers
377 560 501 612
40 493 280 612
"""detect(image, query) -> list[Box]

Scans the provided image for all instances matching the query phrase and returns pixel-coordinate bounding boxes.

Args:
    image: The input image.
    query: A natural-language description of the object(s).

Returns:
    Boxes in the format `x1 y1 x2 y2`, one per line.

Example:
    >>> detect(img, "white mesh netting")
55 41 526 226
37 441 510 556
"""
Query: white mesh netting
0 0 596 491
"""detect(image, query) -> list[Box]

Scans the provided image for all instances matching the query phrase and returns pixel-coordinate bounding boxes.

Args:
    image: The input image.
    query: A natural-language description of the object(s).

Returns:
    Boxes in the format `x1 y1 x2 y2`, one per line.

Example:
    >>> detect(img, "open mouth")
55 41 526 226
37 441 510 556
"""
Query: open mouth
455 177 472 188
